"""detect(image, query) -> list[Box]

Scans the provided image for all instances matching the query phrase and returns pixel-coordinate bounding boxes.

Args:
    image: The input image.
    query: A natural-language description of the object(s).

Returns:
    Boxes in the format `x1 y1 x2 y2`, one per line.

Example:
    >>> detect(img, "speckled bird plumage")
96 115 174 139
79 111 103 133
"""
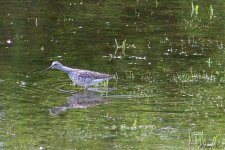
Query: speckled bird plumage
43 61 113 89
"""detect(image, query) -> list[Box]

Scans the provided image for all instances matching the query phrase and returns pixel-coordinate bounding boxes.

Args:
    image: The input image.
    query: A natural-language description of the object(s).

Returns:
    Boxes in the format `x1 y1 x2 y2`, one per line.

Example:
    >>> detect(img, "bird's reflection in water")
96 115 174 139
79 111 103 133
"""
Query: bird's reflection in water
49 91 110 115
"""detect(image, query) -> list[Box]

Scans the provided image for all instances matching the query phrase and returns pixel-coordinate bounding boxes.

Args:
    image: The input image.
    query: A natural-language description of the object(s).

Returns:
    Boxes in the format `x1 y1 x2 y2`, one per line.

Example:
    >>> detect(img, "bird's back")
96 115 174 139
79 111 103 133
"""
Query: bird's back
77 69 112 80
68 69 113 87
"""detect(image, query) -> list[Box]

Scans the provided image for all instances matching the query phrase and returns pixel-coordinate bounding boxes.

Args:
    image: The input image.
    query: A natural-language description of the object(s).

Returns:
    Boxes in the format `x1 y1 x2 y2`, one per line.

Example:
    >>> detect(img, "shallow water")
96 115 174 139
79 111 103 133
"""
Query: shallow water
1 0 225 149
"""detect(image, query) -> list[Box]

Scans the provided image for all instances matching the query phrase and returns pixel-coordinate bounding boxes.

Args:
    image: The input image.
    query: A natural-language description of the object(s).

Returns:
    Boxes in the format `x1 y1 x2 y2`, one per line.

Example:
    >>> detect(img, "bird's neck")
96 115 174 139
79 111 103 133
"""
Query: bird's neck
59 65 73 74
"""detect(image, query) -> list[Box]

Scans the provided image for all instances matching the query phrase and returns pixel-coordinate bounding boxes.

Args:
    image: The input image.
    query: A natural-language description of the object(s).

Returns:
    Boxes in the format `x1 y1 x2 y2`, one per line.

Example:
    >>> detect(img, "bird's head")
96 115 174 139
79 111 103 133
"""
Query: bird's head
42 61 63 72
50 61 63 69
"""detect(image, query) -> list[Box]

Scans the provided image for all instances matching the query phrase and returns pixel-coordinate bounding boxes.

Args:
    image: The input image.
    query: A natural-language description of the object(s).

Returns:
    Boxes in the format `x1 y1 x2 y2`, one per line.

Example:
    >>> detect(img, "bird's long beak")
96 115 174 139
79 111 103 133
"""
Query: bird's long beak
41 65 52 73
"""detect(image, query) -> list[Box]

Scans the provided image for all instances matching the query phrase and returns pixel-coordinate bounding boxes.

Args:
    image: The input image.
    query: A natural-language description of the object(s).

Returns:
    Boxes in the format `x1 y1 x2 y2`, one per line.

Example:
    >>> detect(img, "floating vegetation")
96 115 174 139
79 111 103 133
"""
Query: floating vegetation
17 80 27 88
107 54 122 59
157 127 179 141
111 124 156 138
107 123 180 141
128 56 146 60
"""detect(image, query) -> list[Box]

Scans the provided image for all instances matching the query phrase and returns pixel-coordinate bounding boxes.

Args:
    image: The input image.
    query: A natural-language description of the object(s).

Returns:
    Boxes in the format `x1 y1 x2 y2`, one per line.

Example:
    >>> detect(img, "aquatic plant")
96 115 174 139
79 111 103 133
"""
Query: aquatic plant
195 4 199 16
70 79 111 96
114 38 126 56
172 70 216 84
94 80 110 96
189 129 225 149
206 58 212 67
132 118 137 128
194 131 205 147
155 0 158 8
109 39 136 61
126 71 135 83
209 5 214 20
191 2 194 17
191 2 199 17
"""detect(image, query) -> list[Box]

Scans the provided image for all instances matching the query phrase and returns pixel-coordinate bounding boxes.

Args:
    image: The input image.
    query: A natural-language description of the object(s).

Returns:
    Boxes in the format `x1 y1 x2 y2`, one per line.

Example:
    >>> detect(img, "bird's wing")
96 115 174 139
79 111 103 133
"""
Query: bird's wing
77 70 112 80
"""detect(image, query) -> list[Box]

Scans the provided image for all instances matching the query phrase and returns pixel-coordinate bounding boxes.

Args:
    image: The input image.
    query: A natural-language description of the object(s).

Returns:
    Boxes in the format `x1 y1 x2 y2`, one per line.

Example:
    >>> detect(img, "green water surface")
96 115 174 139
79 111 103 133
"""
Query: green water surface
0 0 225 149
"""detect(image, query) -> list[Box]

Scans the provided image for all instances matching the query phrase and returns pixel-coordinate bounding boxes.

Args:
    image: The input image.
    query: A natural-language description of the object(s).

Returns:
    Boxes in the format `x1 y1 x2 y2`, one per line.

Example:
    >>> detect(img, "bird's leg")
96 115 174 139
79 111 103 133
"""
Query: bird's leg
84 86 87 91
72 83 78 90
